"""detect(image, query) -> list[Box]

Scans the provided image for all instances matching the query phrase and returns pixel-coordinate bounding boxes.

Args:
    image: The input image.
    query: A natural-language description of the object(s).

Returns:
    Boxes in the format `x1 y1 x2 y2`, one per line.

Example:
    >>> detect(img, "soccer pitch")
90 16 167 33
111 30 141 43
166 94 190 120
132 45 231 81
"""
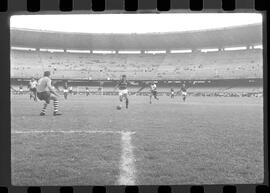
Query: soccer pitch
11 94 264 185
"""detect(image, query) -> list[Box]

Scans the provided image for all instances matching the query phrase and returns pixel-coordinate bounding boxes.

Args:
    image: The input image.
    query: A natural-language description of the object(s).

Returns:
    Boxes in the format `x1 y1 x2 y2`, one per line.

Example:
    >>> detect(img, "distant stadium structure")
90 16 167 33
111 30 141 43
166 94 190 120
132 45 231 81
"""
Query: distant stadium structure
10 24 263 81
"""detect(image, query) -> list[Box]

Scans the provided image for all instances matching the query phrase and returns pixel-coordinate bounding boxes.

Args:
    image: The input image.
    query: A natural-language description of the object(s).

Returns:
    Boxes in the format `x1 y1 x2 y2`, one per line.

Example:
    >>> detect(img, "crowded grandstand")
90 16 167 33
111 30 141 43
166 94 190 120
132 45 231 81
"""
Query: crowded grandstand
10 23 263 98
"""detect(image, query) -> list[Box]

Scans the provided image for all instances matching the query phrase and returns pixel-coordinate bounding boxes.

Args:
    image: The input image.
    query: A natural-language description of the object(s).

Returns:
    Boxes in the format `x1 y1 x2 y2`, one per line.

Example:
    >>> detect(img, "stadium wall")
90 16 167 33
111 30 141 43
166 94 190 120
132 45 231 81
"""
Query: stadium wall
11 77 262 88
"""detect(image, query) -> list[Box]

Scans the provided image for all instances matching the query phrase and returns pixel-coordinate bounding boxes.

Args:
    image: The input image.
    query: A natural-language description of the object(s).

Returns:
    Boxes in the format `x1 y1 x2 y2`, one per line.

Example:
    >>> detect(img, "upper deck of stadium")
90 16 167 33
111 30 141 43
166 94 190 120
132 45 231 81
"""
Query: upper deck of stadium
10 24 263 81
11 24 262 50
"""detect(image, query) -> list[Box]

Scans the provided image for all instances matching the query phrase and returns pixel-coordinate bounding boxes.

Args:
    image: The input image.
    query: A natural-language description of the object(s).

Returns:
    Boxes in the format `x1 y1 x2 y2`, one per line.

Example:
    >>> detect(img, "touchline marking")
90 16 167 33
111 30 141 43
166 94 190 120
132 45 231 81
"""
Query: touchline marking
118 131 136 185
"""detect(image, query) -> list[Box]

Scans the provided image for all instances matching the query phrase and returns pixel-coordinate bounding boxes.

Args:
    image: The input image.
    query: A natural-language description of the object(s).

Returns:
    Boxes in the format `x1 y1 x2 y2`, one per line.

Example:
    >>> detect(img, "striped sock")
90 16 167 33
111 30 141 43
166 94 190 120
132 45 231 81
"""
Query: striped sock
41 103 47 114
53 100 59 112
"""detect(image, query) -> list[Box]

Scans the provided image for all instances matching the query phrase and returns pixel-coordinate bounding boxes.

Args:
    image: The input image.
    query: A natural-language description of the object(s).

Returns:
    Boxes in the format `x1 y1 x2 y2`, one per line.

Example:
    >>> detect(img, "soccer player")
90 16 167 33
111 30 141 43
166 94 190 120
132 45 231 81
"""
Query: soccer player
149 82 159 104
180 83 188 102
69 86 73 95
170 88 175 98
36 71 62 116
86 87 90 96
28 78 37 101
63 82 68 100
19 84 23 95
115 75 129 109
98 86 103 95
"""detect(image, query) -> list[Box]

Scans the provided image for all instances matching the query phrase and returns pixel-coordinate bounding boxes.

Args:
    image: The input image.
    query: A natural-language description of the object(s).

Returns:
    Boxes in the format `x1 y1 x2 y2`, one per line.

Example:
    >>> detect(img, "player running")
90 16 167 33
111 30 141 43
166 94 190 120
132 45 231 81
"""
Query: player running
98 86 103 95
28 78 37 101
115 75 129 109
180 83 188 102
149 82 159 104
36 71 62 116
69 86 73 95
170 88 175 98
19 84 23 95
86 87 90 96
63 82 68 100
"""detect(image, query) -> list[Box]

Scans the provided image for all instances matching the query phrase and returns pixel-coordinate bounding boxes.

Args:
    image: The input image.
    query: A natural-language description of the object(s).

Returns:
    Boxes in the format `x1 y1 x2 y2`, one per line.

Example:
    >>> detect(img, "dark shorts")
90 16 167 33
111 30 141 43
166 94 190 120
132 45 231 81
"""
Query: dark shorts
30 88 37 92
37 91 51 103
151 90 157 96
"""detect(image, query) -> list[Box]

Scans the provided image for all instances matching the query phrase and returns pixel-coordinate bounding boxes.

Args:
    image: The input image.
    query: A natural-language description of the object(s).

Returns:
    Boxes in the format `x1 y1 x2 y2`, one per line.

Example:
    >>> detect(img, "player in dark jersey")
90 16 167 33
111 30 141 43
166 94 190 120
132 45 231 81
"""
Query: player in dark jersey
115 75 129 109
86 87 90 96
98 86 103 95
170 88 175 98
149 82 159 104
63 82 68 100
180 83 188 102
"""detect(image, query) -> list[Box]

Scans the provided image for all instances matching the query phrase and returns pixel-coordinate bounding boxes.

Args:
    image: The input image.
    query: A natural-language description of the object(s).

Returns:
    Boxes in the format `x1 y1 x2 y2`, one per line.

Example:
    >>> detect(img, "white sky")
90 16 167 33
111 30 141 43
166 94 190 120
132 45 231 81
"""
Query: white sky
10 13 262 34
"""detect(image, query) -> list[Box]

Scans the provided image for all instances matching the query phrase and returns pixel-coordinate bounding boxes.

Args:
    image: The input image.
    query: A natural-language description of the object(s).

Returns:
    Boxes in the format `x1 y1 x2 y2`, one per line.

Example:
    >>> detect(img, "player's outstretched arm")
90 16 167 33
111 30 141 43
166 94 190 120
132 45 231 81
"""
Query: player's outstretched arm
135 86 145 93
27 82 31 89
48 80 59 96
54 85 61 92
10 86 17 91
114 81 120 91
134 83 148 94
50 88 58 96
175 89 182 94
52 89 59 96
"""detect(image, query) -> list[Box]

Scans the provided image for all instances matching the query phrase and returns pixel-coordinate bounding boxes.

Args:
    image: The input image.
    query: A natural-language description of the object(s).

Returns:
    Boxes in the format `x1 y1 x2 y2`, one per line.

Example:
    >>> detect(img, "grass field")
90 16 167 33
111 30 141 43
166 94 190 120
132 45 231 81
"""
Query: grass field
11 94 264 185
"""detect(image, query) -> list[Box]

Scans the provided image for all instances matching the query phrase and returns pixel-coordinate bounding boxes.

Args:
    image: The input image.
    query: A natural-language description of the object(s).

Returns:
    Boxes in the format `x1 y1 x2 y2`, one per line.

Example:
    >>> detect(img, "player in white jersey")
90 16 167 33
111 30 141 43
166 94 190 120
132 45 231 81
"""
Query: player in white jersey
149 82 159 104
28 78 37 101
69 86 73 95
19 84 23 95
170 88 175 98
36 71 62 116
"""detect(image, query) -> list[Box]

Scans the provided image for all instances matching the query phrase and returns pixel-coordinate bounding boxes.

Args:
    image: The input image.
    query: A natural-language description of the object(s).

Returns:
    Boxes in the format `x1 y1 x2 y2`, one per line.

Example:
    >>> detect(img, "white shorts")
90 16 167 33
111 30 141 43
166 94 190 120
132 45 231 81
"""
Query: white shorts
64 89 68 93
119 89 128 96
182 91 187 96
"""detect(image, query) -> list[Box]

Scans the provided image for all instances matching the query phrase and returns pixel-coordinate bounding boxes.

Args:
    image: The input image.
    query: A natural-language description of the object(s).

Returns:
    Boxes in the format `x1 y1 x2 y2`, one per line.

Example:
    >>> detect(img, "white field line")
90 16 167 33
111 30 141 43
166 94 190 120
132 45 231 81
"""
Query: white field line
118 132 136 185
12 129 137 185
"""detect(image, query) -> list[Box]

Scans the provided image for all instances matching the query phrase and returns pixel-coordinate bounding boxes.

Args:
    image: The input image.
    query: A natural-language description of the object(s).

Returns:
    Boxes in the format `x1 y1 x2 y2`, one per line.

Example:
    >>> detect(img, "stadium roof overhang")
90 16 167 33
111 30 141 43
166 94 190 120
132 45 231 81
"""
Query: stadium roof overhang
10 24 262 50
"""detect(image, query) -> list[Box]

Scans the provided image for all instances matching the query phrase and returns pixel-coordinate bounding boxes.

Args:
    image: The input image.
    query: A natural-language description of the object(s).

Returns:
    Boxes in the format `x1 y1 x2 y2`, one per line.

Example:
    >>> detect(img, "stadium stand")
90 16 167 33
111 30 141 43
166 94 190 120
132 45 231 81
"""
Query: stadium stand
11 49 262 80
10 24 261 50
10 24 263 97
